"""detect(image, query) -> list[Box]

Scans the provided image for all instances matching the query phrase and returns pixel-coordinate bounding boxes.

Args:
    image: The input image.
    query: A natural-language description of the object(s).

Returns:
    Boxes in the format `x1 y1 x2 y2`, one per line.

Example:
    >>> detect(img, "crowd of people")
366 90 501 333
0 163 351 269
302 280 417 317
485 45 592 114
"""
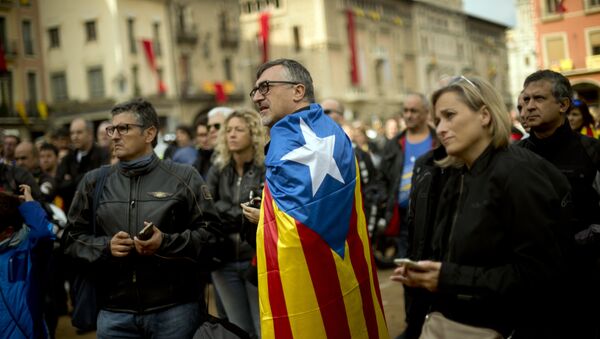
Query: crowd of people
1 59 600 339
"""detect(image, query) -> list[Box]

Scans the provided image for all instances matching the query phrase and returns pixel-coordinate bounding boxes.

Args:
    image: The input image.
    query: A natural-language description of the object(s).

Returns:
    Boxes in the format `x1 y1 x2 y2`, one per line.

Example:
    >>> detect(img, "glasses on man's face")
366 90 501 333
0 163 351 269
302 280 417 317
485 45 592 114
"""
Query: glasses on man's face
403 107 421 114
208 123 221 131
249 80 300 98
106 123 145 136
324 109 342 115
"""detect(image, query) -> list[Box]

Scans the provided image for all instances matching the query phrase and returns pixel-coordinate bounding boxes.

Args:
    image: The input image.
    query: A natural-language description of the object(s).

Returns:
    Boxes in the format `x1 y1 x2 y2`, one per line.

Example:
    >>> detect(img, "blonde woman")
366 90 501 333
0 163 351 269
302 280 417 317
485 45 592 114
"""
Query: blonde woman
391 76 571 338
206 108 266 338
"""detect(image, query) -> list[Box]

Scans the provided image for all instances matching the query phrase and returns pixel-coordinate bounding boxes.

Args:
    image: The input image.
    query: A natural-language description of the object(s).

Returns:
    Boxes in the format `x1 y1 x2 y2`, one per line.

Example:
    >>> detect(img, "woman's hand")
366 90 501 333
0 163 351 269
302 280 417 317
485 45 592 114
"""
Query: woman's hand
240 202 260 224
390 260 442 293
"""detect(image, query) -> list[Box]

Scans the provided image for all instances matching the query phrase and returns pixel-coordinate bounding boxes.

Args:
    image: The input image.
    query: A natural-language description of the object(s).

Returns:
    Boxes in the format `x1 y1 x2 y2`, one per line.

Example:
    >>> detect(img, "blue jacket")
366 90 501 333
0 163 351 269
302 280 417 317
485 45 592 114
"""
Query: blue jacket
0 201 54 338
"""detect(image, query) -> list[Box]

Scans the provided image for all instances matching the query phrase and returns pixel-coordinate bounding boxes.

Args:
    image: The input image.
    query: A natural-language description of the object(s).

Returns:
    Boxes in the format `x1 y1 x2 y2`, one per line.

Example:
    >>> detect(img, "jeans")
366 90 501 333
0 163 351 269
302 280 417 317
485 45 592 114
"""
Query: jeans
212 260 260 337
96 302 200 339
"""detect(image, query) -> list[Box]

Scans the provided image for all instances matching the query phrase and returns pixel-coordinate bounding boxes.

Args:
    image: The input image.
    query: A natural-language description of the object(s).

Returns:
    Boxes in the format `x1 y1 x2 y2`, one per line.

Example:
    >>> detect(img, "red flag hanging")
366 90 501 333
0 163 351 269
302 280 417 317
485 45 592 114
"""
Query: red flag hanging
0 40 7 73
142 39 167 94
346 9 360 86
142 39 156 71
214 82 227 103
556 0 567 13
260 12 270 63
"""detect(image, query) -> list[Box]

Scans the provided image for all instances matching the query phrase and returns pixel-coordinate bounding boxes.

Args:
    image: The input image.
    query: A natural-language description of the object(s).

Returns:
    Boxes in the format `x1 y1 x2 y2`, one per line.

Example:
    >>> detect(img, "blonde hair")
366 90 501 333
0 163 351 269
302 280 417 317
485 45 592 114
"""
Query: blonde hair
213 108 266 170
432 76 511 168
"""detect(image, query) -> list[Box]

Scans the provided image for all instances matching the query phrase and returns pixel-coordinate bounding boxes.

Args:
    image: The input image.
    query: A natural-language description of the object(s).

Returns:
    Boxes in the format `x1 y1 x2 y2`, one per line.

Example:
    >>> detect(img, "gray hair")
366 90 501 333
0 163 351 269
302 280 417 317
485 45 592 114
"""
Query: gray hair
256 58 315 103
111 98 160 147
523 70 573 113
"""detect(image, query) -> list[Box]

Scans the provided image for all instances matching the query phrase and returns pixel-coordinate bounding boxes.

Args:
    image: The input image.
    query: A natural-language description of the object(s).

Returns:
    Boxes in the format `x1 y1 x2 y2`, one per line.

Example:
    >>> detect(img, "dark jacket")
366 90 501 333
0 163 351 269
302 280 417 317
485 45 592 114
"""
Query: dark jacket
206 160 264 259
55 144 110 212
63 154 221 313
517 121 600 233
379 127 438 224
193 149 214 180
406 145 571 338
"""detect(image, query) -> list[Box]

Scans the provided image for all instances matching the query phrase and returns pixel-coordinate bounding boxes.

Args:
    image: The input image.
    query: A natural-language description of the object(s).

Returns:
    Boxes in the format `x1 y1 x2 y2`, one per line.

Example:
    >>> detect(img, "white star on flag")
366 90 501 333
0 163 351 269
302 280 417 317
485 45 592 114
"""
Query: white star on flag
281 118 345 196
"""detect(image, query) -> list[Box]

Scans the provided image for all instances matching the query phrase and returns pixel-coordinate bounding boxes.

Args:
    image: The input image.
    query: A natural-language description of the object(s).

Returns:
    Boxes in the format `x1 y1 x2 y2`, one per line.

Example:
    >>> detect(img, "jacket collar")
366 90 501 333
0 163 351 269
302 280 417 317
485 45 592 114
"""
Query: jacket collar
528 120 574 151
118 152 160 177
464 143 499 176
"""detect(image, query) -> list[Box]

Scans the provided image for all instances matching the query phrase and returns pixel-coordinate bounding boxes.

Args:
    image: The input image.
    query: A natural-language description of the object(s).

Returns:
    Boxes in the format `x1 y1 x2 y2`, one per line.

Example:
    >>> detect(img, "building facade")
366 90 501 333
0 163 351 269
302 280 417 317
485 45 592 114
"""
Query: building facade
533 0 600 107
39 0 177 127
0 0 48 141
239 0 510 121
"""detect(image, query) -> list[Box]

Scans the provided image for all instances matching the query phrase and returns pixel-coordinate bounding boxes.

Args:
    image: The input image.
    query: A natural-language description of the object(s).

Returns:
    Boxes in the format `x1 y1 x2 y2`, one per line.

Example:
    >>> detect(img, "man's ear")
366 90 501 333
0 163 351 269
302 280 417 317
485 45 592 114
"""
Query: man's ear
292 84 306 103
558 97 570 114
145 126 158 144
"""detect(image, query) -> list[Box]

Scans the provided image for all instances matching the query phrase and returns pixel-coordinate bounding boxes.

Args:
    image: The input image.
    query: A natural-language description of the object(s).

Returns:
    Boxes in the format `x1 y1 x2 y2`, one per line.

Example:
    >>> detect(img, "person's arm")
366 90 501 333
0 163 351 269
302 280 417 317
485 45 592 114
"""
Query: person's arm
18 184 54 241
206 166 240 233
62 170 112 264
154 166 223 261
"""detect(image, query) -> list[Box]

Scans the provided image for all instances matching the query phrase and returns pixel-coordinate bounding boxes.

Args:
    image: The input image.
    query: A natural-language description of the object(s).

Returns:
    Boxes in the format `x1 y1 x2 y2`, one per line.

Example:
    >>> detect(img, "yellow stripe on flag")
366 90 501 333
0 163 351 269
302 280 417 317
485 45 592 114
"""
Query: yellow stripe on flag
275 202 327 338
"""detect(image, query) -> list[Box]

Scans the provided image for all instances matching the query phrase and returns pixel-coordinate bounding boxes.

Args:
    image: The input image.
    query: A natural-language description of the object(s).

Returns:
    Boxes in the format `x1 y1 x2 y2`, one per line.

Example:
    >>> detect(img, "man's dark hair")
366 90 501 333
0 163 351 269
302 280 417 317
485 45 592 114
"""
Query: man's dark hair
523 70 574 113
39 142 59 156
0 192 23 231
176 124 194 139
111 98 160 147
256 58 315 103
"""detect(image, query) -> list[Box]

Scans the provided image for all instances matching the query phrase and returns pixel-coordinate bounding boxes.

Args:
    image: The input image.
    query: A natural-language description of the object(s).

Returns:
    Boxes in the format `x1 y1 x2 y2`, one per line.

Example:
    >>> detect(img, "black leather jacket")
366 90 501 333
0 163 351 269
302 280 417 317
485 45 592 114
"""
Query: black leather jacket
63 154 221 313
206 160 264 260
405 145 572 338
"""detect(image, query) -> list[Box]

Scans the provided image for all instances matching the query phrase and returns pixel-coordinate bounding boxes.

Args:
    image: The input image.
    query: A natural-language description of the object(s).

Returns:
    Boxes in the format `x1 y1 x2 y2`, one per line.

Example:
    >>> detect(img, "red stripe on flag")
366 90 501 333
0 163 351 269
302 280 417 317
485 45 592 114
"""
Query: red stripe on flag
295 220 352 338
347 194 383 338
262 185 294 338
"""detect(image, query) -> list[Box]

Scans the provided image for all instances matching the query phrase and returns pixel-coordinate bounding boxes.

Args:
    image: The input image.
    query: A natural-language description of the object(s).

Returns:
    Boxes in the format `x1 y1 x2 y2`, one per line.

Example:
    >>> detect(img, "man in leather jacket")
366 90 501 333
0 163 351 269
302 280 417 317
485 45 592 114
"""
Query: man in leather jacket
63 98 222 338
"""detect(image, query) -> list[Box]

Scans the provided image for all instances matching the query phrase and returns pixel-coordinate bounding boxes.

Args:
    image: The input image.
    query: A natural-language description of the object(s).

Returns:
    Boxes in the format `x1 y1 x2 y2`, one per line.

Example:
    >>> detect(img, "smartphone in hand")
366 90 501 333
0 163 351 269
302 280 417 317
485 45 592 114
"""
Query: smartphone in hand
138 222 155 241
394 258 427 272
248 197 261 209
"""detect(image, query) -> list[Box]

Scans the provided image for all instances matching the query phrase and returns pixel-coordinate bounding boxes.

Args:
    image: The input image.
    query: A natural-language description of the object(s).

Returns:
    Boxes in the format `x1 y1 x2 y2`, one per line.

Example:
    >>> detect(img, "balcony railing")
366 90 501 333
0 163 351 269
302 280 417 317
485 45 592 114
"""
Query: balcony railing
176 25 198 45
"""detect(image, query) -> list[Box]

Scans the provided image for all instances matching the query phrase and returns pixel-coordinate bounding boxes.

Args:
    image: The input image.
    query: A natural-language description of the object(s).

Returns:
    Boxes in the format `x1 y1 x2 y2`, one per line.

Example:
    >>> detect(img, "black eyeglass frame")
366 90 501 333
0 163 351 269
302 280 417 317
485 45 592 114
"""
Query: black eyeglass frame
106 123 146 136
249 80 300 98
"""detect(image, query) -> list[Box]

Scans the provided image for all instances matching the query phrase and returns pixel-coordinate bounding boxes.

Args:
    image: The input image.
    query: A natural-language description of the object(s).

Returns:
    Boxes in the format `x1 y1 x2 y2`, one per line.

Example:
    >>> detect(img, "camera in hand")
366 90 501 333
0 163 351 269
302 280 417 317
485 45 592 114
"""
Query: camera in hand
138 222 155 241
247 189 262 208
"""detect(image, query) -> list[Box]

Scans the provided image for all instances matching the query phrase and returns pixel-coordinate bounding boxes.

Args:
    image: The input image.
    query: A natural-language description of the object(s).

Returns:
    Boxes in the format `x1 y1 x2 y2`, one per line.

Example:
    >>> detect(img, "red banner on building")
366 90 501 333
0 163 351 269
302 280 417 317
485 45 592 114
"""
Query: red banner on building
260 12 270 63
142 39 166 94
214 82 227 103
346 9 360 85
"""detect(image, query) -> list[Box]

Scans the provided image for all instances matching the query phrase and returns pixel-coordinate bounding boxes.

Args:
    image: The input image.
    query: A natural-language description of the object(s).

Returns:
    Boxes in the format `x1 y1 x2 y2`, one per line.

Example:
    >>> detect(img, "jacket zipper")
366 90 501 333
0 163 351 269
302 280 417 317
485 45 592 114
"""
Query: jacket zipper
234 175 242 259
446 174 464 262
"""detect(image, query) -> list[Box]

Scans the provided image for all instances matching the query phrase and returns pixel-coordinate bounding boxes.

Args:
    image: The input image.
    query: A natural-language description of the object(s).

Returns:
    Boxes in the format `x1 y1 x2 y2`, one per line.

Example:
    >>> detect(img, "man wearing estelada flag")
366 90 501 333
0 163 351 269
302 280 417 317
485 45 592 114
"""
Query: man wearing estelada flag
249 58 389 339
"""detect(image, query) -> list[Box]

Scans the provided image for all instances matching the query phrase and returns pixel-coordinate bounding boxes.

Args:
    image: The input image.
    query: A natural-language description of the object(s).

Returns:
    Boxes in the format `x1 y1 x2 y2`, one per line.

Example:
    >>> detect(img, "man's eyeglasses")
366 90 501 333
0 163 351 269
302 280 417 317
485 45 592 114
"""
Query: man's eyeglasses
249 80 300 98
106 123 145 136
208 123 221 130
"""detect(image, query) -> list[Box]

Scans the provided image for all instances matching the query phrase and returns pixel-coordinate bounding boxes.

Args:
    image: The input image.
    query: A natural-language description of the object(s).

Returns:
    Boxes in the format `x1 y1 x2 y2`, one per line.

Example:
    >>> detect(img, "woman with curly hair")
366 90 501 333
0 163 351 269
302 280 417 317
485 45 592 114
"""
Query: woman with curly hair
206 108 266 338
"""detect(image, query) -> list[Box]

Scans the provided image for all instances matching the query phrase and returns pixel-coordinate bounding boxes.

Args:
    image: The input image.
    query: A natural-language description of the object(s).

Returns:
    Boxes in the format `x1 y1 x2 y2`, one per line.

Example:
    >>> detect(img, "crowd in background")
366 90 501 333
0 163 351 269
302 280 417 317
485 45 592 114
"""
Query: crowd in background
1 62 600 339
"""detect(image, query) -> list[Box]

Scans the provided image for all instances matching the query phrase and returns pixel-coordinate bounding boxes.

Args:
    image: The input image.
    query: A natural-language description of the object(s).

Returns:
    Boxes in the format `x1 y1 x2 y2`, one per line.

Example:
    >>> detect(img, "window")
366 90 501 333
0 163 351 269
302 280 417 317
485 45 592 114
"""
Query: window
153 22 161 56
26 72 37 114
241 0 281 14
587 0 600 9
87 67 104 98
545 0 558 14
293 26 301 52
127 18 136 54
544 35 567 66
50 72 67 102
0 71 12 116
589 30 600 55
85 20 96 41
223 57 232 81
22 20 33 55
48 27 59 48
131 65 140 96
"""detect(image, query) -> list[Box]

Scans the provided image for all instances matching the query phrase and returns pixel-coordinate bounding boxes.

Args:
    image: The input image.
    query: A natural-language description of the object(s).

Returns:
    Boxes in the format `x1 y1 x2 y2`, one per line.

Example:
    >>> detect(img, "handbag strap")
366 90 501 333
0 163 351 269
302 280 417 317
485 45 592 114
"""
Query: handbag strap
92 165 111 235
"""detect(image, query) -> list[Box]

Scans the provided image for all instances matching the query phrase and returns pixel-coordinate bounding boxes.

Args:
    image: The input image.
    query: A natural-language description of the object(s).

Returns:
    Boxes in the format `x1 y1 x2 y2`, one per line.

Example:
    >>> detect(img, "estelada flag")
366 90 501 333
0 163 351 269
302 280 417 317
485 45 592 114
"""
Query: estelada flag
257 103 388 339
